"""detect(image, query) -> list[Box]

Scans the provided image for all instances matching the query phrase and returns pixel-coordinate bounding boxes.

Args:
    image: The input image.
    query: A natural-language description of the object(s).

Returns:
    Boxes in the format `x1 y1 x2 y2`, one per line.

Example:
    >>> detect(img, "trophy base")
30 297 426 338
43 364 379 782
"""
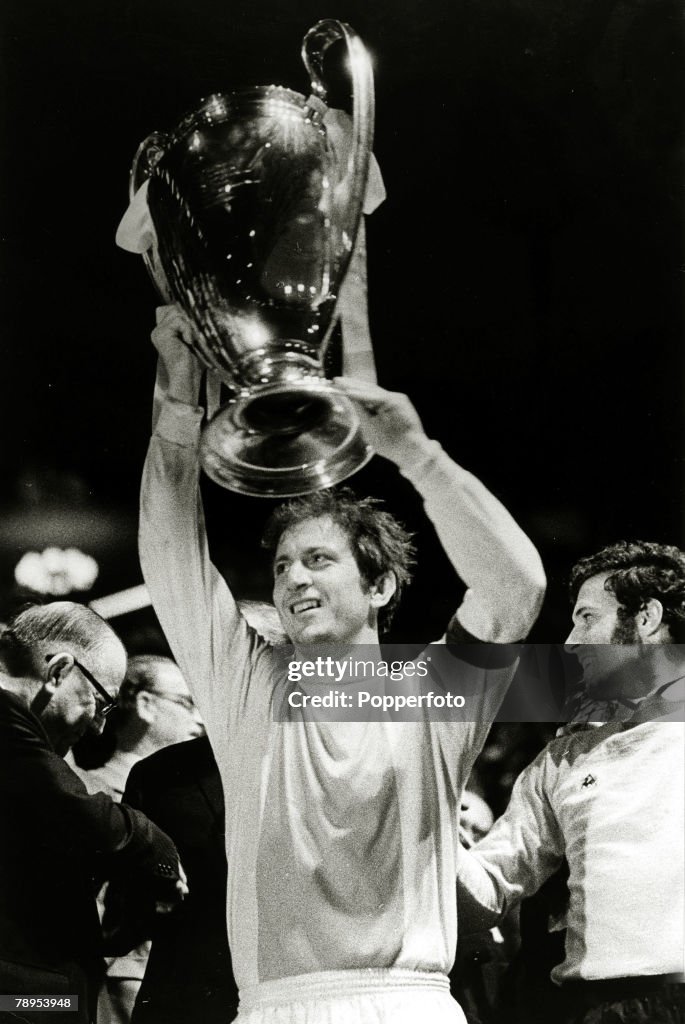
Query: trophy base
199 380 374 497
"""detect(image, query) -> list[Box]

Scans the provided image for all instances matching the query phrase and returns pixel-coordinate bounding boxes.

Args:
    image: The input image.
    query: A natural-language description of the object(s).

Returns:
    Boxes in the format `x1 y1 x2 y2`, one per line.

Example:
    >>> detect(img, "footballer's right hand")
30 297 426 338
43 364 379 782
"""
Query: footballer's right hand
151 304 204 406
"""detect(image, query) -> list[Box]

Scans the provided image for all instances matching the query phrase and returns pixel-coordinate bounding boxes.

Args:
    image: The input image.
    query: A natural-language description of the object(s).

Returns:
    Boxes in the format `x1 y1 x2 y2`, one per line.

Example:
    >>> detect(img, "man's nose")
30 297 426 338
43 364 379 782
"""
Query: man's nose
286 561 312 587
564 627 580 652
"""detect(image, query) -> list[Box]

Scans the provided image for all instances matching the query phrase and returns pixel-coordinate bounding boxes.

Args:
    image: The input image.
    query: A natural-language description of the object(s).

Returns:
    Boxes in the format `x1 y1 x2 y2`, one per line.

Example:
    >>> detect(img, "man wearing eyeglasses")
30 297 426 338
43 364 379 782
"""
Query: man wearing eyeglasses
77 655 204 803
0 602 188 1024
75 656 203 1024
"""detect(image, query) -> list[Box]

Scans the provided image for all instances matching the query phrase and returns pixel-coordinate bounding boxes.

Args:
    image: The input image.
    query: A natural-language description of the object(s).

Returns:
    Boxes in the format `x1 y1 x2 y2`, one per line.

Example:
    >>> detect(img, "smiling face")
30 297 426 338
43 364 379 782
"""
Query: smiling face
565 572 641 696
272 516 389 648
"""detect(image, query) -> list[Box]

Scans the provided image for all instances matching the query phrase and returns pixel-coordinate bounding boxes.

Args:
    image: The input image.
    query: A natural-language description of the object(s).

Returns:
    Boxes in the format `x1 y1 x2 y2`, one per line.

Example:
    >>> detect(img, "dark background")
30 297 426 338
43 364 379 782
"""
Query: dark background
1 0 683 646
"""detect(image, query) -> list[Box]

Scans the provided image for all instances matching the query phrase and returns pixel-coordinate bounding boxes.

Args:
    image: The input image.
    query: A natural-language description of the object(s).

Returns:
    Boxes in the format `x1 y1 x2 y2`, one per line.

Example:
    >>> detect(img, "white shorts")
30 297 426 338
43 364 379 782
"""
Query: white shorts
236 969 466 1024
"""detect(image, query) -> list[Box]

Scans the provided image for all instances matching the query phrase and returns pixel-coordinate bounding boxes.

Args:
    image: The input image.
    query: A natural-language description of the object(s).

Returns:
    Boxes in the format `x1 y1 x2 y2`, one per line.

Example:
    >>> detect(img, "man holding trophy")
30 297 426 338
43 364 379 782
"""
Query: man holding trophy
120 20 546 1023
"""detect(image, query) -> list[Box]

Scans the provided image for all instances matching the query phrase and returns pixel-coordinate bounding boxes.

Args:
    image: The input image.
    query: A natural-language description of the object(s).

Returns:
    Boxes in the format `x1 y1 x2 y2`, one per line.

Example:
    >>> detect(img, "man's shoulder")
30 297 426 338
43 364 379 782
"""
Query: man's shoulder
128 735 215 788
0 687 50 749
540 721 629 770
0 686 29 718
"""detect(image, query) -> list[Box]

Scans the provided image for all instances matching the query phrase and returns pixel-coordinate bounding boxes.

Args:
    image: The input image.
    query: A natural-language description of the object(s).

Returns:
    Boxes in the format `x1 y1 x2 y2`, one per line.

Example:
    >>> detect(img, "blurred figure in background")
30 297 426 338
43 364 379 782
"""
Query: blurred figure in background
77 656 204 800
76 656 202 1024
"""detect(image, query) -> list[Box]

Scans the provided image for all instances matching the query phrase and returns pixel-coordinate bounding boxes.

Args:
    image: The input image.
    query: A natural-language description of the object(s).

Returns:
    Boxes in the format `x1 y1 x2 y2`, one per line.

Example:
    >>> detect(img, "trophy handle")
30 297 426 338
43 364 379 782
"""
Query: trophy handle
129 132 168 200
128 132 174 301
302 19 374 256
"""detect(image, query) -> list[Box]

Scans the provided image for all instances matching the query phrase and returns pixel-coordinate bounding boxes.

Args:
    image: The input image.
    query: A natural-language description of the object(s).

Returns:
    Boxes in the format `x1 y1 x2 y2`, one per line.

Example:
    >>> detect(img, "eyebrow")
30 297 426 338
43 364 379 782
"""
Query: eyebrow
274 545 336 565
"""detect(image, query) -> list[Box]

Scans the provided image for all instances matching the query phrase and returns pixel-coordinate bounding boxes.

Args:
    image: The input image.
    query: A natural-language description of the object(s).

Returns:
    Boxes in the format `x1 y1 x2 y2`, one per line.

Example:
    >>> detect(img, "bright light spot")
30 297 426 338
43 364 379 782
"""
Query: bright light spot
15 548 99 596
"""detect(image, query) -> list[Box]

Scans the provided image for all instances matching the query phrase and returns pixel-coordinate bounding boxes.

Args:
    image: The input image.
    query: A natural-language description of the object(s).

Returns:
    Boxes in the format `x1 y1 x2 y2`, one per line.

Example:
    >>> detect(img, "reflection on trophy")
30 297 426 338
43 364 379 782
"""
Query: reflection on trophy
123 20 376 497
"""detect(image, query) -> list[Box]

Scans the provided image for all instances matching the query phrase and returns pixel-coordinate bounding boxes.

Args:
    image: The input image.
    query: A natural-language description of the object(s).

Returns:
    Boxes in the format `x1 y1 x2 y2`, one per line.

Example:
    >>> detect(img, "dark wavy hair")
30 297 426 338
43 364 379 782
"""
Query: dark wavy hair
261 488 416 633
569 540 685 642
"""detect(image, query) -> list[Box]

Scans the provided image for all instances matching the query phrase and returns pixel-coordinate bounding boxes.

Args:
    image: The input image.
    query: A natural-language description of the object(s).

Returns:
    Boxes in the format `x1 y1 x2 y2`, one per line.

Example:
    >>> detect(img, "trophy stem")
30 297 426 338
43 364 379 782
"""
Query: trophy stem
199 380 373 497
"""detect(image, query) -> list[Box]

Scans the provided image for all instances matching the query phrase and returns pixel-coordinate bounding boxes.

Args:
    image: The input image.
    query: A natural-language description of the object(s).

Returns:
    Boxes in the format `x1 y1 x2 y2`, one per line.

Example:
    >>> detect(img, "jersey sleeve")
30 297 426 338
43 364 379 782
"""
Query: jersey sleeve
400 440 545 644
458 747 565 922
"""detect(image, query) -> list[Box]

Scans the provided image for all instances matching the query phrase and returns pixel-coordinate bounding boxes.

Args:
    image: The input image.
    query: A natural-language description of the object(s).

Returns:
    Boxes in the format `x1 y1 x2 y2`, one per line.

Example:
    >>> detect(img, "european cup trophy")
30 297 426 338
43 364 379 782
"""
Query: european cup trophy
121 20 376 496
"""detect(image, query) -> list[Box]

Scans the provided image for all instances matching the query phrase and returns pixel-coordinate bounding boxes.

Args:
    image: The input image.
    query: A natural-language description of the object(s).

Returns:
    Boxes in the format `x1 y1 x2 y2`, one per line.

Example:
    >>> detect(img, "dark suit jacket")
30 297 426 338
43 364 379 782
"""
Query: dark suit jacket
114 737 238 1024
0 688 180 1024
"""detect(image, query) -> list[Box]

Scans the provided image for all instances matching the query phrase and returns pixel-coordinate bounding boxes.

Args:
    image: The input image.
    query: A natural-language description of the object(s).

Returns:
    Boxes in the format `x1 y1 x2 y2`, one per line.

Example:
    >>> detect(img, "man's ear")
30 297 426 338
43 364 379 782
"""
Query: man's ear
369 571 397 610
30 653 75 717
44 653 76 695
636 598 664 639
134 690 157 725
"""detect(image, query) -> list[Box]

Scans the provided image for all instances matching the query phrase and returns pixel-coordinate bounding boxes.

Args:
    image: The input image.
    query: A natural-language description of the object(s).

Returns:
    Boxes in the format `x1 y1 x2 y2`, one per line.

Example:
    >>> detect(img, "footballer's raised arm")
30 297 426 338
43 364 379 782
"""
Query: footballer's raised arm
335 377 546 643
139 305 259 730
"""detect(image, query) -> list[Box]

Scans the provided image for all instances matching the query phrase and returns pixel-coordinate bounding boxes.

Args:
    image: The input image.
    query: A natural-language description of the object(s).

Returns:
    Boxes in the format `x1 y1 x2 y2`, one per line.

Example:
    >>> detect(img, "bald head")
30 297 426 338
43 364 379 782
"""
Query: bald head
0 602 127 753
0 602 126 686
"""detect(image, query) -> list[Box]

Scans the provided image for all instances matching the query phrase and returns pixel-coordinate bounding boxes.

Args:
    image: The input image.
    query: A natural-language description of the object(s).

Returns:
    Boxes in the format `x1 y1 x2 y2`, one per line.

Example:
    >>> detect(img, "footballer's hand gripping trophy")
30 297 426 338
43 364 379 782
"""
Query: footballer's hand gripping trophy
130 20 375 496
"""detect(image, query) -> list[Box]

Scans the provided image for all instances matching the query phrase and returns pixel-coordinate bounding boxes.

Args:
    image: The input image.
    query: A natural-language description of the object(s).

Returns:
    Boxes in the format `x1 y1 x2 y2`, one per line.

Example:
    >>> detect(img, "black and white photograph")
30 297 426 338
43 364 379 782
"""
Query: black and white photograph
0 1 683 1022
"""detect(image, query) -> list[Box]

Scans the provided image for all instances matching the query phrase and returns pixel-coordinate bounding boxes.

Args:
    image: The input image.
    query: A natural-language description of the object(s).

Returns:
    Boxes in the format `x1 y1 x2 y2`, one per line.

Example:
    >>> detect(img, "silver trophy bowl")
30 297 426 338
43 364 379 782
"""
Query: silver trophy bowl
130 20 375 496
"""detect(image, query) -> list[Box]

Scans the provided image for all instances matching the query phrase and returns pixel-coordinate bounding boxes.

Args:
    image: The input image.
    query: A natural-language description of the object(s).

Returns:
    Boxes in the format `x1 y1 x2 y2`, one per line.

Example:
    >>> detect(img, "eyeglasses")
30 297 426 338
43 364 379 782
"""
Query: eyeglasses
146 690 196 713
45 655 118 716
